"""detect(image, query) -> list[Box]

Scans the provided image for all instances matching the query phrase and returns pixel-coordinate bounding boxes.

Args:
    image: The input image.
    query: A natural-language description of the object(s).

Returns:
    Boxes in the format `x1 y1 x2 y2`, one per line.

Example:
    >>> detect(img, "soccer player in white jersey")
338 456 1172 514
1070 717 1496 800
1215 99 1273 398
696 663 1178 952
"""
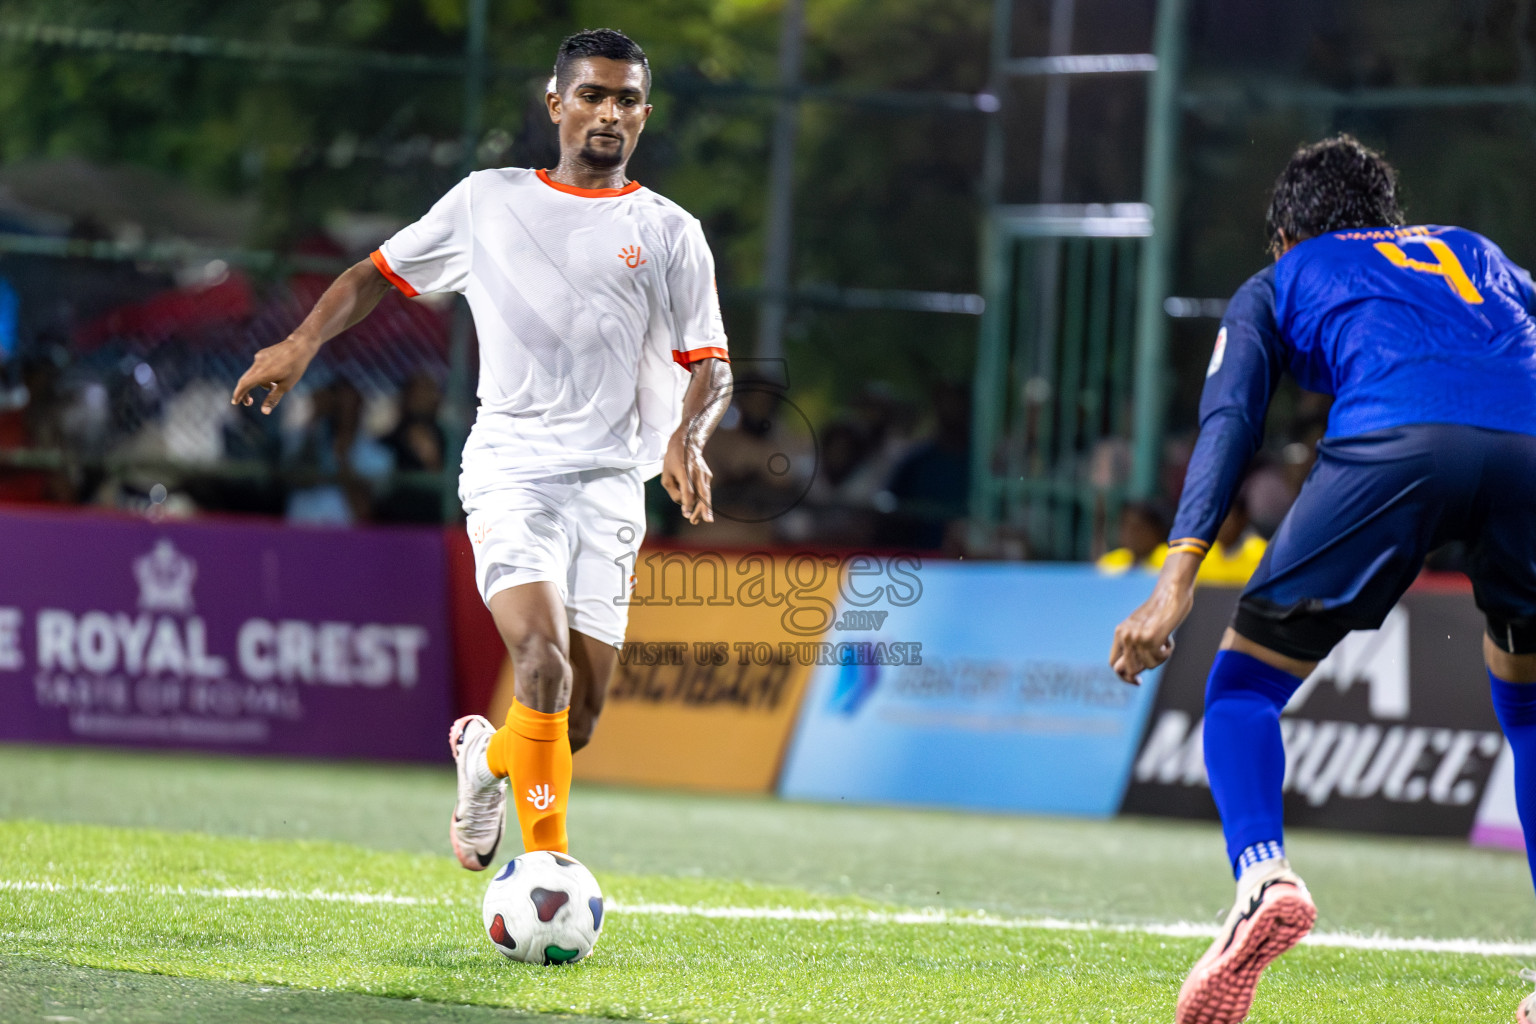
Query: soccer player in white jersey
232 28 732 866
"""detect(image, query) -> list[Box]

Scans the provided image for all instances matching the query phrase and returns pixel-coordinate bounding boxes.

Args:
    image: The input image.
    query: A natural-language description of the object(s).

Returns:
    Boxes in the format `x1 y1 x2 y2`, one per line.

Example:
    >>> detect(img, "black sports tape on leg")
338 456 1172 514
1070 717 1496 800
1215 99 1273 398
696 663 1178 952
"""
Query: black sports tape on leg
1486 616 1536 656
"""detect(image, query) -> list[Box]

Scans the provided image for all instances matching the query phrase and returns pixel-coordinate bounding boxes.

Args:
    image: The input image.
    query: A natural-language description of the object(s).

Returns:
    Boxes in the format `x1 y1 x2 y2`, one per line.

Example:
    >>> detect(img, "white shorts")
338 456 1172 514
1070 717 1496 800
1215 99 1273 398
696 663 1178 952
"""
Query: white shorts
464 468 645 647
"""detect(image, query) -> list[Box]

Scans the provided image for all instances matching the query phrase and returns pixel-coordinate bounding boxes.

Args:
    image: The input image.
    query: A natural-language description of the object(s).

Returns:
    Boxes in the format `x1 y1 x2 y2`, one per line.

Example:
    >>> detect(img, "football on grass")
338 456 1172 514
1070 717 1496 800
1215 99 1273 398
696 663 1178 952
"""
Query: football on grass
482 850 605 965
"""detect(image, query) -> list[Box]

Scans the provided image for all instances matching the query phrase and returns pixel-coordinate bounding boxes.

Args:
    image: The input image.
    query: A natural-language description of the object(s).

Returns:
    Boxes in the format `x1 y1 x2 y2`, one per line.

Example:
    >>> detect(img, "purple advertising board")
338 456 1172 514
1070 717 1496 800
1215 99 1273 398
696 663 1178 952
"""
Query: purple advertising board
0 507 453 761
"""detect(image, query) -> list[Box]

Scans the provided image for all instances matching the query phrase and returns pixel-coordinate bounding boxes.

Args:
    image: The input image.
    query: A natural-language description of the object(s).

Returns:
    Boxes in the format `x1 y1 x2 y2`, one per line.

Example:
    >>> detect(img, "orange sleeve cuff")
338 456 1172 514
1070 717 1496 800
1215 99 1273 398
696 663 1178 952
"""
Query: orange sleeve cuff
1167 537 1212 558
509 699 569 741
672 346 731 367
370 248 419 298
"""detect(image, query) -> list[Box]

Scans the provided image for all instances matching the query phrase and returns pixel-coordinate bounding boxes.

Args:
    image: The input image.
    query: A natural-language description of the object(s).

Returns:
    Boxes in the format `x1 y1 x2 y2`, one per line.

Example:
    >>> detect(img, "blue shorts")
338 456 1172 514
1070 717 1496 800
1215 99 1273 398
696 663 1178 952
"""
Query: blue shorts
1234 424 1536 660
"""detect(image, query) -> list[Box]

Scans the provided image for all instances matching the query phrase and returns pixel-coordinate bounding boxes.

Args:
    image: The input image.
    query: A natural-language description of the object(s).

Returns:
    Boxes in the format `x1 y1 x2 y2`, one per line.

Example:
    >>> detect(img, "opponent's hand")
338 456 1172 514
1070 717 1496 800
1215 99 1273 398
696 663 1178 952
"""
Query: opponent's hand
231 335 320 415
1109 554 1200 684
662 432 714 525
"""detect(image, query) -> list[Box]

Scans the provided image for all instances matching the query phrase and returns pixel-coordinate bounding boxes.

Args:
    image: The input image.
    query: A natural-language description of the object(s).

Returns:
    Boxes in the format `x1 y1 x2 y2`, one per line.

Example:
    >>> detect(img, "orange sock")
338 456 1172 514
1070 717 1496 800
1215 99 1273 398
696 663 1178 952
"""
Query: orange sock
485 699 571 854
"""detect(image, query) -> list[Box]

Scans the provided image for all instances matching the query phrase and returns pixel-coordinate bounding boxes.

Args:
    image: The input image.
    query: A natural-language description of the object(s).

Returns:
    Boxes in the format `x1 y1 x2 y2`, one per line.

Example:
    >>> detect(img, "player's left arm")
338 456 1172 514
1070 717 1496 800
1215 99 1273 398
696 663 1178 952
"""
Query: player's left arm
663 357 732 524
1111 269 1285 683
661 216 732 525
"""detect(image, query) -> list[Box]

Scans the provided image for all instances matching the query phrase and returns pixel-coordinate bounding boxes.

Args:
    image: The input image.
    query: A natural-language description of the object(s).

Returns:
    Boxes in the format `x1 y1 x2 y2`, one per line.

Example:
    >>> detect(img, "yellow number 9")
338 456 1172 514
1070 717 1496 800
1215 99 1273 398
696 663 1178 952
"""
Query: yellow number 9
1374 237 1484 304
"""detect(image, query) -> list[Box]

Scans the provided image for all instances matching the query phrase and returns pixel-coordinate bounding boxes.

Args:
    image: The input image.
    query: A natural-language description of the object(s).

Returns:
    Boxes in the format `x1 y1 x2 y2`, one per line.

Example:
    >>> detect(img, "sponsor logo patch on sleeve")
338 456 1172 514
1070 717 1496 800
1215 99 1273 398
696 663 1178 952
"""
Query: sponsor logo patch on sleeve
1206 326 1228 378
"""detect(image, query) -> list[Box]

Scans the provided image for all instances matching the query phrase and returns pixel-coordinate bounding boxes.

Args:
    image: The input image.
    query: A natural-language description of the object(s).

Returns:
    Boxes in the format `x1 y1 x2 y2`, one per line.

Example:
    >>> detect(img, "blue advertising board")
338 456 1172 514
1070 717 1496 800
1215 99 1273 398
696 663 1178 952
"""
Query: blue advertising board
777 563 1162 816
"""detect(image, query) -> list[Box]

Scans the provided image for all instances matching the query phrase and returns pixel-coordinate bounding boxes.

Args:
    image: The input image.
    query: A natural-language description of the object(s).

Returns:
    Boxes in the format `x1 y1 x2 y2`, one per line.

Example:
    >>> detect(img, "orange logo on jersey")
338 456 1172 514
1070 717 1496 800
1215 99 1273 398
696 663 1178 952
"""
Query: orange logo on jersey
618 245 646 268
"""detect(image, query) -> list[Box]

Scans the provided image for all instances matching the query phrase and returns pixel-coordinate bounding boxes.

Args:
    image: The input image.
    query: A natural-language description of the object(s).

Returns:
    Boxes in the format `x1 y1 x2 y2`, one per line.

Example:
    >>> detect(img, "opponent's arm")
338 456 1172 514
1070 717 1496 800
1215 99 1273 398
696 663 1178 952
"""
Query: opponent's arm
663 357 732 525
1110 269 1285 683
1110 549 1200 684
231 259 393 414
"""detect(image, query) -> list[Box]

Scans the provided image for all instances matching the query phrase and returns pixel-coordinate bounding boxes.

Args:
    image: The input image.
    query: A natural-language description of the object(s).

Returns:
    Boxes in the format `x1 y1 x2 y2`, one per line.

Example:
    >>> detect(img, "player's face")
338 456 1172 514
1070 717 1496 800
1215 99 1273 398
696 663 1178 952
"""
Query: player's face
548 58 651 170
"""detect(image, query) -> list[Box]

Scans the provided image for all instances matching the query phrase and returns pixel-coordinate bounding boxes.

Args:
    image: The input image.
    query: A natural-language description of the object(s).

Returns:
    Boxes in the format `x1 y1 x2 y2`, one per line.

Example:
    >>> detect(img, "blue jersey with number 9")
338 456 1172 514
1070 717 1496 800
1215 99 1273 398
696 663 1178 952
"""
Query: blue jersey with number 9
1275 225 1536 437
1169 224 1536 545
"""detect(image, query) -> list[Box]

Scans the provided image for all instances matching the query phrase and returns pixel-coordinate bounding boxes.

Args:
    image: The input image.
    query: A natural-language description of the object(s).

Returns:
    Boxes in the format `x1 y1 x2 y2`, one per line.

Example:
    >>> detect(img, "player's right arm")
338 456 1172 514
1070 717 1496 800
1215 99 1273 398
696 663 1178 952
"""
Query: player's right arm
231 260 392 414
234 176 472 414
1111 267 1286 683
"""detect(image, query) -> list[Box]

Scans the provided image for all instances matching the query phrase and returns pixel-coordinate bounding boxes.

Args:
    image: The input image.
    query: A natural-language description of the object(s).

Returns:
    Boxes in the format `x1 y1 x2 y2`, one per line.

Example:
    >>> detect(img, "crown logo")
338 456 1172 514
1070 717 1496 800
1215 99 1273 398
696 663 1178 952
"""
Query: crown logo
134 538 197 614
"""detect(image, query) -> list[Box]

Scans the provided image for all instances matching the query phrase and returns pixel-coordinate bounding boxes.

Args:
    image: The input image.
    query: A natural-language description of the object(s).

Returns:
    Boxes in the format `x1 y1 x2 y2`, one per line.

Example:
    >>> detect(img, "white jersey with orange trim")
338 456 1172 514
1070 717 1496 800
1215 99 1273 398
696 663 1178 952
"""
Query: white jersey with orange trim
372 167 729 502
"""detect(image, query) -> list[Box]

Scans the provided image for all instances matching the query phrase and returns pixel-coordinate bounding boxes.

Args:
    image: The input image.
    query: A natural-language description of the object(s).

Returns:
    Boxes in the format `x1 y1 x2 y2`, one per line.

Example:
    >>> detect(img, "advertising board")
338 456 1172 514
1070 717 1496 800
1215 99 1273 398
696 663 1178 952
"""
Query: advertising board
1122 585 1505 837
1471 745 1525 851
0 507 453 760
777 564 1161 816
573 547 854 791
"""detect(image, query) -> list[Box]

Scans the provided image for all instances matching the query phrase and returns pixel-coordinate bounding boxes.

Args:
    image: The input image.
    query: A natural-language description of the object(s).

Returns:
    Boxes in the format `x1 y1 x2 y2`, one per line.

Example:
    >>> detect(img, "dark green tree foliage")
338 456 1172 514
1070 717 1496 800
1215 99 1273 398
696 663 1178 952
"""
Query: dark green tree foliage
0 0 998 416
0 1 477 241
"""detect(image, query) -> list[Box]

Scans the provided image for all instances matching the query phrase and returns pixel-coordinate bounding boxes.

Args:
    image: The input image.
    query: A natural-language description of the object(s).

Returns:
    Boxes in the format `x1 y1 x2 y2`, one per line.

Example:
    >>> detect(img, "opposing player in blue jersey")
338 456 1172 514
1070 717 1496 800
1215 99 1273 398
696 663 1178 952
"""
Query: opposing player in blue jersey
1110 134 1536 1024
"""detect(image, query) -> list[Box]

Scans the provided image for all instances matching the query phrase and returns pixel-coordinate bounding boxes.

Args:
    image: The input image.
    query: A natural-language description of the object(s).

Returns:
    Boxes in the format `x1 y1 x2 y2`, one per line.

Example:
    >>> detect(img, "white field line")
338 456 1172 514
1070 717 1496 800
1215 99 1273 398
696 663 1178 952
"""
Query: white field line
4 878 1534 959
0 878 450 906
609 901 1536 958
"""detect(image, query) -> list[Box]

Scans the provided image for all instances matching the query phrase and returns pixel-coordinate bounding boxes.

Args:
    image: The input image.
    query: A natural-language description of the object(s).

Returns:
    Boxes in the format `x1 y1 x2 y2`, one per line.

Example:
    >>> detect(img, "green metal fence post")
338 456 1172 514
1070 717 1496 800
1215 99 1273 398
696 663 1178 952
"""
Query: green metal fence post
1129 0 1188 500
756 0 805 362
969 0 1016 550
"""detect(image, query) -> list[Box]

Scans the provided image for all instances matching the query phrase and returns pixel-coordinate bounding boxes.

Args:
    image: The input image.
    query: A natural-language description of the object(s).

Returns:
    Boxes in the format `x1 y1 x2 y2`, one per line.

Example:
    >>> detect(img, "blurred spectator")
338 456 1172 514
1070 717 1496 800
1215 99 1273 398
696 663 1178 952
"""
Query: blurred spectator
0 277 17 366
880 381 970 550
691 376 812 546
1195 495 1268 586
818 421 873 497
1096 501 1170 574
376 371 448 523
1281 417 1327 496
843 386 919 502
115 375 231 466
382 372 446 472
782 418 879 545
1158 430 1197 511
1240 452 1293 539
0 358 46 503
0 354 76 503
284 379 393 526
1087 433 1133 557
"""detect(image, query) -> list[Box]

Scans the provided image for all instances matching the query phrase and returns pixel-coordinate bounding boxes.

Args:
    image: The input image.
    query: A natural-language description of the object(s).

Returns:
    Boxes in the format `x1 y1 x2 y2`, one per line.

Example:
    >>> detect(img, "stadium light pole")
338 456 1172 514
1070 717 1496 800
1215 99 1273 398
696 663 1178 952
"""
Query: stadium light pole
442 0 488 523
756 0 805 364
1129 0 1188 501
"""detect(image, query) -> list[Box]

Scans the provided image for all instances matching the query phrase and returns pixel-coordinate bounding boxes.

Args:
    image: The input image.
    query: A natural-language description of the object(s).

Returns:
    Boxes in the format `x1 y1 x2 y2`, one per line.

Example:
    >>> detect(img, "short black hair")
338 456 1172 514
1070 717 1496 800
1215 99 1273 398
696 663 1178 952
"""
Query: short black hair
553 28 649 96
1265 134 1405 255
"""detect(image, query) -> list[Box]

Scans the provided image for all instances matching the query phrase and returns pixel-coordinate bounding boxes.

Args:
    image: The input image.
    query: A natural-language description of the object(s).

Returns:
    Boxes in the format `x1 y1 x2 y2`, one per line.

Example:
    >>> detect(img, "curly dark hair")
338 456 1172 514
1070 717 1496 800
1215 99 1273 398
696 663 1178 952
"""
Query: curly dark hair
1264 134 1405 256
553 28 649 96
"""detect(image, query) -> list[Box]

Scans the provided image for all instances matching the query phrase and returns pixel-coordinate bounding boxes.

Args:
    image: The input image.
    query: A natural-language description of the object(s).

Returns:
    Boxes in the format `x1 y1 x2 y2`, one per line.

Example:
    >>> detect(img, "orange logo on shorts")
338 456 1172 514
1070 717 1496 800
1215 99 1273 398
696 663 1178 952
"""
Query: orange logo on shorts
618 245 646 268
471 521 493 546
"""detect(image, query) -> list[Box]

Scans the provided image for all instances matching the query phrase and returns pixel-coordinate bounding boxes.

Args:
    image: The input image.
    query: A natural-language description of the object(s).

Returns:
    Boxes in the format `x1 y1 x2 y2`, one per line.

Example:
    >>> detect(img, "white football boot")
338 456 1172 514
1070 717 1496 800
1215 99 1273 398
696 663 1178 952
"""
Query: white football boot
449 715 506 871
1176 858 1317 1024
1517 968 1536 1023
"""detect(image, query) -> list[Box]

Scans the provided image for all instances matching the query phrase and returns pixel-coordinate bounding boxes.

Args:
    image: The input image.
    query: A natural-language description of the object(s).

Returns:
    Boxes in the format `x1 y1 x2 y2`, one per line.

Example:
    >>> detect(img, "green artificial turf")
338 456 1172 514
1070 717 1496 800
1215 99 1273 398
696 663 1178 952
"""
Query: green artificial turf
0 818 1528 1023
0 744 1530 940
1 745 1534 1022
0 955 613 1024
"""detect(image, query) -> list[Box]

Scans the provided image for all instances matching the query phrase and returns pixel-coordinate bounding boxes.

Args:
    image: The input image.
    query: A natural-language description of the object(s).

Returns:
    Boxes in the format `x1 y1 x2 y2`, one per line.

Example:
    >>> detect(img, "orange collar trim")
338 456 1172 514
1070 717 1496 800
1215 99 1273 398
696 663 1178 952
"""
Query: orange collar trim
537 168 641 198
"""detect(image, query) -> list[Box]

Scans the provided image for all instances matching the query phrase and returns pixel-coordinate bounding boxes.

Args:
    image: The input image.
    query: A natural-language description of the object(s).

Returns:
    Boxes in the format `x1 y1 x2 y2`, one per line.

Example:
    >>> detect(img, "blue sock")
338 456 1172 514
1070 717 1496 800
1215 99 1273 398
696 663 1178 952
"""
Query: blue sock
1488 670 1536 891
1203 650 1304 877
